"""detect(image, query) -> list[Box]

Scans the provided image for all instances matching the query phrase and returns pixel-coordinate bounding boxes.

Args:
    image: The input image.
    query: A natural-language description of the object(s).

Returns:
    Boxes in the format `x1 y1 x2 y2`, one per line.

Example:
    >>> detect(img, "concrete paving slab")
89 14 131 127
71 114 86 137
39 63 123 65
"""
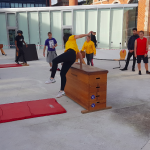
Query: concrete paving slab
0 49 150 150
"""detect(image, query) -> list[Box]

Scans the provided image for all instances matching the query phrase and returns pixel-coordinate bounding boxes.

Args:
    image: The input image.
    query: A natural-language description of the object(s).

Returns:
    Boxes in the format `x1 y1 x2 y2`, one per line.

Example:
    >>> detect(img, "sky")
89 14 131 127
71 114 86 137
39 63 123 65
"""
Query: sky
51 0 84 5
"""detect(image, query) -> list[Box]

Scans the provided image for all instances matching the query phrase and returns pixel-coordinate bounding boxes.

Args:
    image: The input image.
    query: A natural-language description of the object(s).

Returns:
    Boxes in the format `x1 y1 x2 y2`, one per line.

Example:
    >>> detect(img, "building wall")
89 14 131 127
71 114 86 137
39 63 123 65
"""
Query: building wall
93 0 150 37
0 5 137 49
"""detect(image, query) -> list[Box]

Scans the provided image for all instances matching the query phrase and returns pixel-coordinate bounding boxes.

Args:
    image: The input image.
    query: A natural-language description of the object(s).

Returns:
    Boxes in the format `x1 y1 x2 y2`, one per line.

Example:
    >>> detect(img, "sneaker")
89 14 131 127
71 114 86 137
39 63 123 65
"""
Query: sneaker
50 68 52 71
45 78 56 84
146 71 150 74
57 68 61 71
56 91 65 98
120 68 127 71
15 60 19 64
139 71 142 75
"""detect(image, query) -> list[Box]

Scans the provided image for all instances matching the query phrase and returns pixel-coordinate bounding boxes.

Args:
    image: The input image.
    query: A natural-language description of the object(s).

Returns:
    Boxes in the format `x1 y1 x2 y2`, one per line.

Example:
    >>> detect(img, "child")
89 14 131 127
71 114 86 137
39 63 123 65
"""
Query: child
45 31 92 98
134 31 150 75
81 35 96 66
15 30 28 64
43 32 60 71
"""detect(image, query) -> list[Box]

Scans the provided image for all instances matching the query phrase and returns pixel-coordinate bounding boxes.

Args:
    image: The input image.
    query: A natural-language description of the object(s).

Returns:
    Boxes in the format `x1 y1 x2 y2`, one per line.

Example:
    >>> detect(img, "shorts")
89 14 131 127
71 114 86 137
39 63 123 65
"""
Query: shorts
137 55 148 64
46 51 57 63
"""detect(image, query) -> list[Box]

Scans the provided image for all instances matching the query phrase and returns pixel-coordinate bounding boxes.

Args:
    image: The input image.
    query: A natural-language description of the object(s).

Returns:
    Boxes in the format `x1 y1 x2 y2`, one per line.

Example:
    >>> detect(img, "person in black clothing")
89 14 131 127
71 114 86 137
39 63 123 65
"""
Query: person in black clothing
15 30 28 64
91 32 97 48
120 28 139 71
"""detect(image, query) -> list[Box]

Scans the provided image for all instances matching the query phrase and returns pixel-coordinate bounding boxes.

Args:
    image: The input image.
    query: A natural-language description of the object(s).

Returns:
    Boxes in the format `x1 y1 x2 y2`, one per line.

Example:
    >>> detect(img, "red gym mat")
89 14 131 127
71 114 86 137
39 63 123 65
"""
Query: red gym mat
0 99 66 123
0 64 22 68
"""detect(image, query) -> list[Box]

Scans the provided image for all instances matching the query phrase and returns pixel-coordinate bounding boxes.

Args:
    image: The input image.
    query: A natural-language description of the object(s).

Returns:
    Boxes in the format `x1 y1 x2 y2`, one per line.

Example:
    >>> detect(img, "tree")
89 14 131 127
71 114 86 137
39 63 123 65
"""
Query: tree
85 0 93 5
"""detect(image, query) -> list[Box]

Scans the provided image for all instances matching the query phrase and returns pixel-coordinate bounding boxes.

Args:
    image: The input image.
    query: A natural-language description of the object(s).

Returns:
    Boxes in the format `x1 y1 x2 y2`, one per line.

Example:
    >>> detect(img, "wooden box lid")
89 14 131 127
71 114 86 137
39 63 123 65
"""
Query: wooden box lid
71 63 108 75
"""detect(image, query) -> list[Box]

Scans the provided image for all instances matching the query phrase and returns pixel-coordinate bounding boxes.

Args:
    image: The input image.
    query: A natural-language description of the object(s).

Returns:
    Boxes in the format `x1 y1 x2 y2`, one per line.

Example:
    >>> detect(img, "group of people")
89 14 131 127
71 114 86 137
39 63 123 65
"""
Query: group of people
120 28 150 75
14 28 150 98
43 32 97 71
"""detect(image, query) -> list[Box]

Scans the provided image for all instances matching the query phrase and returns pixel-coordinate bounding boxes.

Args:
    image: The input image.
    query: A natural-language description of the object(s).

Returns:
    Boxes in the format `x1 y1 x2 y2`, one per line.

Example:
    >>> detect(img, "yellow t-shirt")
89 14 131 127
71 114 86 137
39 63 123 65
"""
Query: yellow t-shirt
81 40 96 55
64 35 79 54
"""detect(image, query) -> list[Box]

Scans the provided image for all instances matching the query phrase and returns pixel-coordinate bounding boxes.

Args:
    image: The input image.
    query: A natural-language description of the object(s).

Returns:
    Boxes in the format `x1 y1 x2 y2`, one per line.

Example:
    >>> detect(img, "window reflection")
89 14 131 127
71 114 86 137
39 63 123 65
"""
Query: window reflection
23 4 27 7
0 2 46 8
27 3 30 7
19 3 22 8
15 3 18 8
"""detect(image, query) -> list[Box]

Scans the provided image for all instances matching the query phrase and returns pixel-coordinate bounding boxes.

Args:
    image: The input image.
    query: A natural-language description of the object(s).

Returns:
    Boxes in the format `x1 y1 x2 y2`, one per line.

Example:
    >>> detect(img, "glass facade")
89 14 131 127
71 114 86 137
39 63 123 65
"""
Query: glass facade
0 2 46 8
0 4 138 49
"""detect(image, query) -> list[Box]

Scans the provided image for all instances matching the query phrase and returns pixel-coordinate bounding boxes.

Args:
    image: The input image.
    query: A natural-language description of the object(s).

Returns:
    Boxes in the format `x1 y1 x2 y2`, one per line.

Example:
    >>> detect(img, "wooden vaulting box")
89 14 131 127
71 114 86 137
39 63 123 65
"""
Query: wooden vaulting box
65 64 111 113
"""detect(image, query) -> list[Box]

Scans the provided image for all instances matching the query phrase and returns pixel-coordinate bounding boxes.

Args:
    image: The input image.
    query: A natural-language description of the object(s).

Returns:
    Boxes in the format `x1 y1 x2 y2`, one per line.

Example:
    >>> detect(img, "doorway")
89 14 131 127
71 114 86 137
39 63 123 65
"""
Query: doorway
8 29 16 48
62 28 72 48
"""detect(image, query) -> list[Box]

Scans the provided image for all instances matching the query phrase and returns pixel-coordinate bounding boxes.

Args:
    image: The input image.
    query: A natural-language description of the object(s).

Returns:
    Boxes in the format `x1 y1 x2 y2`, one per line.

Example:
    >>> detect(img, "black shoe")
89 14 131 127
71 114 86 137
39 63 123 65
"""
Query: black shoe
120 68 127 71
146 71 150 74
139 71 142 75
132 68 135 72
50 68 52 71
15 60 19 64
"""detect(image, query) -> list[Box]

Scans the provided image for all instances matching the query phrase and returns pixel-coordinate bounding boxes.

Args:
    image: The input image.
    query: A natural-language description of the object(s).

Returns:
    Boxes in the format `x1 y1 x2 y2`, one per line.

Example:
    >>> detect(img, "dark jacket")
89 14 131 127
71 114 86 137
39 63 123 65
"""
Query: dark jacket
91 34 97 47
128 34 139 50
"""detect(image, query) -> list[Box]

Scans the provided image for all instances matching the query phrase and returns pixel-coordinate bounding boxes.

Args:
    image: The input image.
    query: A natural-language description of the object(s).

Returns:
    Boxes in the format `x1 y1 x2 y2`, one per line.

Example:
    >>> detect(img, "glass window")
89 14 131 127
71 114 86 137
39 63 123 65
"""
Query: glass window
98 9 110 49
39 12 50 48
15 3 18 8
51 11 62 49
11 3 15 8
18 12 29 44
27 3 30 7
5 3 9 8
122 7 137 49
110 8 123 49
35 4 38 7
2 2 5 8
43 4 46 7
23 4 26 7
7 13 16 27
28 12 40 46
85 9 97 36
63 11 72 26
39 4 42 7
31 4 34 7
0 13 8 48
74 10 85 48
18 3 22 7
0 3 1 8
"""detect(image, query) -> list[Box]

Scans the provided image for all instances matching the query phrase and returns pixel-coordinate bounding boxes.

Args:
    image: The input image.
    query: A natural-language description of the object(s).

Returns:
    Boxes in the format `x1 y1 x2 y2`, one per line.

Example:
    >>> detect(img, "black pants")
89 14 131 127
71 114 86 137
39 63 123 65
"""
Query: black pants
86 53 93 66
51 49 76 91
16 47 26 63
125 51 136 69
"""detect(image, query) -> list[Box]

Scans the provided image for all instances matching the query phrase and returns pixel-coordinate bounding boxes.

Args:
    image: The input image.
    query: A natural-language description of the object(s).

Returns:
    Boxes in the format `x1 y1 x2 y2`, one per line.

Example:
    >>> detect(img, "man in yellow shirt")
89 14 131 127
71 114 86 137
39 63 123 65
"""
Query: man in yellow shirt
45 31 93 98
81 35 96 66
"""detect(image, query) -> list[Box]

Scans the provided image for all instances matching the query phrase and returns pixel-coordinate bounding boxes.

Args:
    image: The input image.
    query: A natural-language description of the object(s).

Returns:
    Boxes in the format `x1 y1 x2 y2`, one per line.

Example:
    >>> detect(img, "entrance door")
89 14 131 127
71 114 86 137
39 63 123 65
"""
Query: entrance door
62 28 72 48
8 29 16 48
110 8 123 49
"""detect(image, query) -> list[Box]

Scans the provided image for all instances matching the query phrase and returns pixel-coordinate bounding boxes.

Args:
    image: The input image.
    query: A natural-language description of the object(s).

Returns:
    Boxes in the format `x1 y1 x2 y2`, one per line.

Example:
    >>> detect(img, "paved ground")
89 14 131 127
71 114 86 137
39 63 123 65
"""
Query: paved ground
0 49 150 150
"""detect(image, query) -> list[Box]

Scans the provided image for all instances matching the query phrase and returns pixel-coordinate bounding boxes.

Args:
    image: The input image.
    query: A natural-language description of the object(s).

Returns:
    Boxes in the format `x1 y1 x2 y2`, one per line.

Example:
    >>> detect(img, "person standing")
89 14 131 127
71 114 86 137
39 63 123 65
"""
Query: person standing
15 30 27 64
43 32 60 71
91 32 97 48
45 31 92 98
81 35 96 66
121 28 139 71
134 31 150 75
